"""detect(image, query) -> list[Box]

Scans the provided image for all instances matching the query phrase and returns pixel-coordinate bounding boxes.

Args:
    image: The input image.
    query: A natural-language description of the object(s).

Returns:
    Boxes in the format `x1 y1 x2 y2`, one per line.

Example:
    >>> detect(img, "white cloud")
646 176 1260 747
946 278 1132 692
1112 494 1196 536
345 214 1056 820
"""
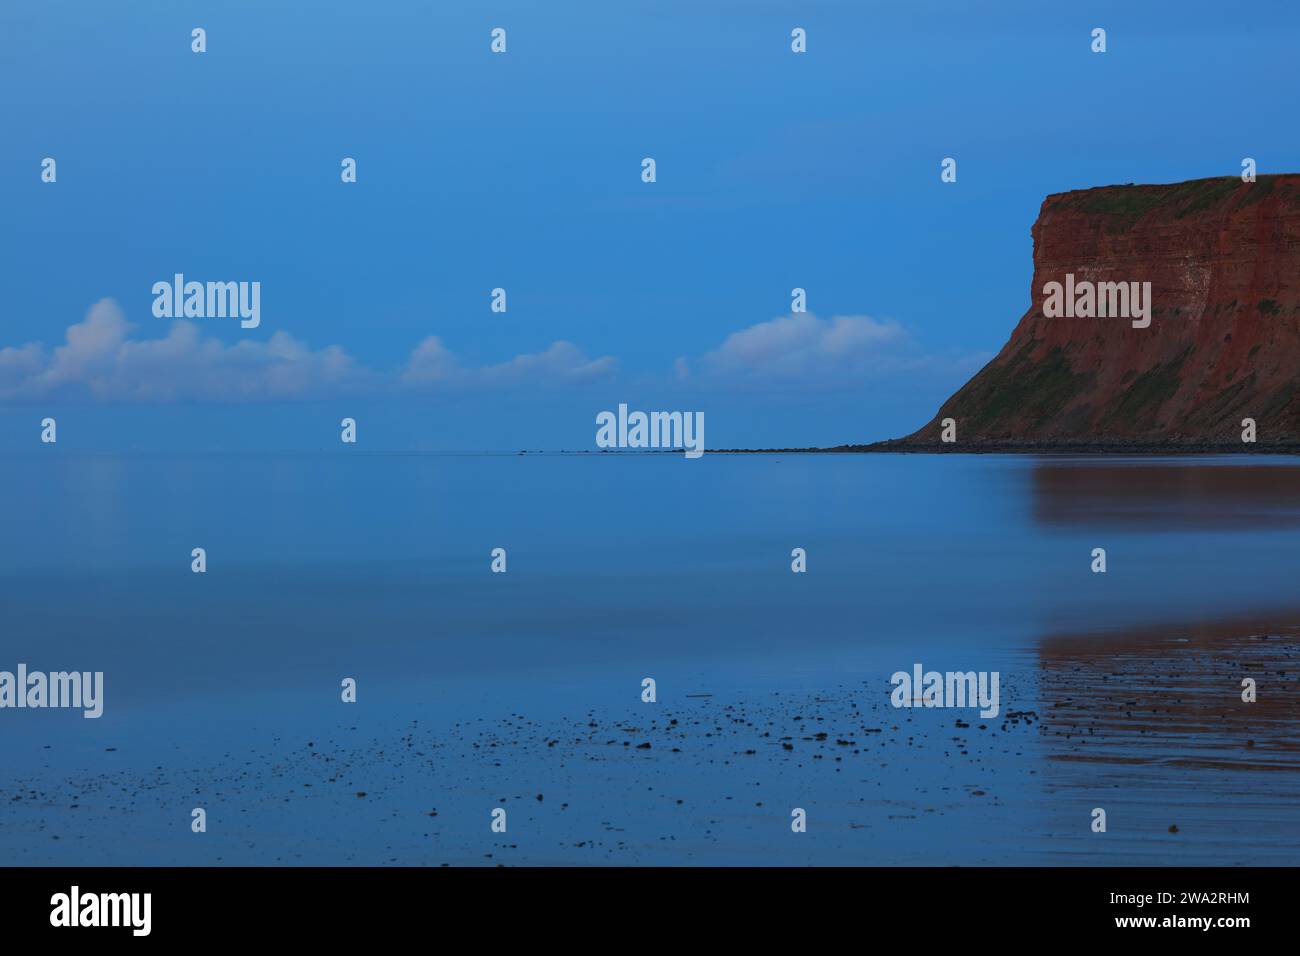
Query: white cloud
0 299 371 402
0 299 617 402
401 337 616 389
0 343 45 391
700 312 987 384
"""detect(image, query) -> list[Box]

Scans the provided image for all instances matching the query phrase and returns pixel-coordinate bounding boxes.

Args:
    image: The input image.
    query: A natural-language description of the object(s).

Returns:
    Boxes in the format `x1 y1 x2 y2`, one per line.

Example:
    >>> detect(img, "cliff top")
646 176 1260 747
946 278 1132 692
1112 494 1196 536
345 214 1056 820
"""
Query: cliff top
1043 174 1294 223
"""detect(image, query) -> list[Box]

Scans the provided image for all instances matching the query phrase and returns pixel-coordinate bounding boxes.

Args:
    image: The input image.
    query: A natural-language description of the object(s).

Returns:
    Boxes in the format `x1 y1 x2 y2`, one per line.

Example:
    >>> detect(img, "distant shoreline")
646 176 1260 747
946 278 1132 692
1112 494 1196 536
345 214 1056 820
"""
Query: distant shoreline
544 442 1300 455
712 441 1300 455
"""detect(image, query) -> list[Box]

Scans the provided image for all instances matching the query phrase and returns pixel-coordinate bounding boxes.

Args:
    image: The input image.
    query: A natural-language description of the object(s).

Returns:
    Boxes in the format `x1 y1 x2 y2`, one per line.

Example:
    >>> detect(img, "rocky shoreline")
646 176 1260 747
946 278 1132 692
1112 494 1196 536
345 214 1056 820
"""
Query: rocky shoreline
712 441 1300 454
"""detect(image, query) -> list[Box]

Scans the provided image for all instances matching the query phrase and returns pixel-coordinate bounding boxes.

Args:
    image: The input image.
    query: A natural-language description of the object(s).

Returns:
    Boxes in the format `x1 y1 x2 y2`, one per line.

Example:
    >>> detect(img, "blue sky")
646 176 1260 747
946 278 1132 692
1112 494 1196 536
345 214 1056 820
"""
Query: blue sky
2 0 1297 450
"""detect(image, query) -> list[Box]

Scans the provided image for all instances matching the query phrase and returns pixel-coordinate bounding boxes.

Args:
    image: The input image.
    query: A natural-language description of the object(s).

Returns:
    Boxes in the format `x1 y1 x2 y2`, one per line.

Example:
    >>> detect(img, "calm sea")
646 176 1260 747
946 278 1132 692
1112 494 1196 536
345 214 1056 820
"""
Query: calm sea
2 453 1297 864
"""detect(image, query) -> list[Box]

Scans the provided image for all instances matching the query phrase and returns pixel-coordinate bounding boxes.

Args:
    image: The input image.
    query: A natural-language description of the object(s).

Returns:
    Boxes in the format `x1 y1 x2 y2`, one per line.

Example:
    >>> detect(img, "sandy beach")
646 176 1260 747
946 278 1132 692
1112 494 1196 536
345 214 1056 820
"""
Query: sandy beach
3 614 1296 866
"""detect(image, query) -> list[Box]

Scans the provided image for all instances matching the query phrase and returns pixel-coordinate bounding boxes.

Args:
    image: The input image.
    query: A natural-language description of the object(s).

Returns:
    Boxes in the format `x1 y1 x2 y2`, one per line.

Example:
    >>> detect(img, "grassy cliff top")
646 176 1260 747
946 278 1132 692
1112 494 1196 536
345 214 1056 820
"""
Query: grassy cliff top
1048 174 1288 221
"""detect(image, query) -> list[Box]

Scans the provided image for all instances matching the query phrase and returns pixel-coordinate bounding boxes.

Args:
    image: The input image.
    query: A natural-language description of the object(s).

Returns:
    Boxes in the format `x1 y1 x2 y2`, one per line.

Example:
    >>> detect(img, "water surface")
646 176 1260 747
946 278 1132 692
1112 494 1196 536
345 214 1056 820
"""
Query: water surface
1 453 1297 864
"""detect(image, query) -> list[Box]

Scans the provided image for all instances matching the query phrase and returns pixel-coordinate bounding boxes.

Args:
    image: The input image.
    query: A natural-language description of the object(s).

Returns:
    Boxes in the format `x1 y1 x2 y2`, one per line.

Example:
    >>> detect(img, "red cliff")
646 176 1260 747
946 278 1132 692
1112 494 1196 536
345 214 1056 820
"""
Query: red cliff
896 175 1300 449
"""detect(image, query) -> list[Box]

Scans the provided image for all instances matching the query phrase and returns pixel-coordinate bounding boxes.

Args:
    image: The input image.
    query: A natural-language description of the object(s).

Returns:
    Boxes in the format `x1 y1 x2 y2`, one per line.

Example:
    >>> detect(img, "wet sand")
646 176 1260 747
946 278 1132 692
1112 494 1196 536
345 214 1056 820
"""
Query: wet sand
1035 616 1300 864
2 615 1296 865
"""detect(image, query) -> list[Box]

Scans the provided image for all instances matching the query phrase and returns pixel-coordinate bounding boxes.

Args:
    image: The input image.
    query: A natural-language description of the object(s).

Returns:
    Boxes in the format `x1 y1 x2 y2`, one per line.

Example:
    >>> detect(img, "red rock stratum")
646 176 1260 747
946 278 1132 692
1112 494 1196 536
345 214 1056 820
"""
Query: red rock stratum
896 175 1300 449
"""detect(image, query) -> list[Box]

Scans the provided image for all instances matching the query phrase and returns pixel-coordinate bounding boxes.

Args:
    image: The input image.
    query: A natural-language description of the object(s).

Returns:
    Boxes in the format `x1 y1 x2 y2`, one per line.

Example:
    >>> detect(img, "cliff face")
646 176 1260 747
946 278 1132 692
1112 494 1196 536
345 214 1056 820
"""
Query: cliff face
903 175 1300 446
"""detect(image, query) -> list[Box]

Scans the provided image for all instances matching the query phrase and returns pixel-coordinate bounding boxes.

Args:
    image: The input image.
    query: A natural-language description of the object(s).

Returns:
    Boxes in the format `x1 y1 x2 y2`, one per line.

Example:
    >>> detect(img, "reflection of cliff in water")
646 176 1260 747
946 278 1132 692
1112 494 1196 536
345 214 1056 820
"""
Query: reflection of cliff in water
1030 460 1300 529
1032 612 1300 863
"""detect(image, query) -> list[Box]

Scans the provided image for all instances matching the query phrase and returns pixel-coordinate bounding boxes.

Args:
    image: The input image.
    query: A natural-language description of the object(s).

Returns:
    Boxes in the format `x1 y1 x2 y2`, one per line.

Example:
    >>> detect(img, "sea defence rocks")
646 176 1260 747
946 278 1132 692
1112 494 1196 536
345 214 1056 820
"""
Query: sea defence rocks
898 175 1300 449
